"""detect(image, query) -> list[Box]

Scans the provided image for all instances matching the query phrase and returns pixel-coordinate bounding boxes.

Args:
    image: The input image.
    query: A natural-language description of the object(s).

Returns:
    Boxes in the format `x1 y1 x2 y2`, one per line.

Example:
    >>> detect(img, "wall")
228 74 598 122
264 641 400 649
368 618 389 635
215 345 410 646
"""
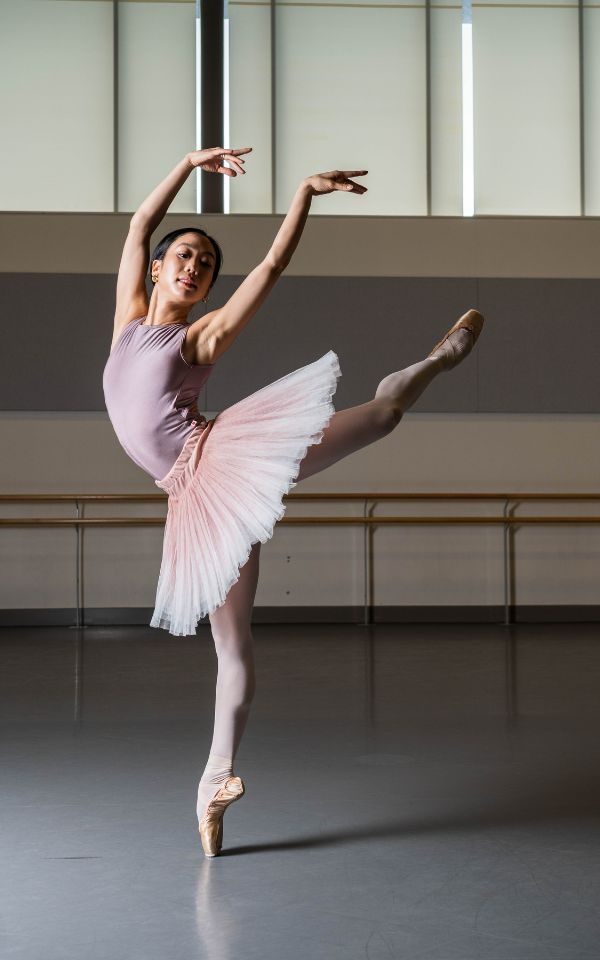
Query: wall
1 213 599 621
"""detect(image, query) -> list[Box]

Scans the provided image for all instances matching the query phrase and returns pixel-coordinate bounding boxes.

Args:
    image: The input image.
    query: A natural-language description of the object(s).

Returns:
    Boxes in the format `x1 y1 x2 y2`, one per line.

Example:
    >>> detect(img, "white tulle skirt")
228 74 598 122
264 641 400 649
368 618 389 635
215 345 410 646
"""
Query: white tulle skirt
150 350 341 636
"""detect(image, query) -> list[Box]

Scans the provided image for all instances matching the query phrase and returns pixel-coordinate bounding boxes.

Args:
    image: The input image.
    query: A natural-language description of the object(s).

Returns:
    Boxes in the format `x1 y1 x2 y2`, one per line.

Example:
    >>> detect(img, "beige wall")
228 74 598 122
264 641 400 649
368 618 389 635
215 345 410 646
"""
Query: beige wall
2 212 600 279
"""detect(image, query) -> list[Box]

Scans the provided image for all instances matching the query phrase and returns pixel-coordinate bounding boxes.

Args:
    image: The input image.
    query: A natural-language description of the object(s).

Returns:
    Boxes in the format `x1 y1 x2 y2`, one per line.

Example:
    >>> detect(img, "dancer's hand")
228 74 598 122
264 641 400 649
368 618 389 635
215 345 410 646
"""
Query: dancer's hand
302 170 368 196
187 147 252 177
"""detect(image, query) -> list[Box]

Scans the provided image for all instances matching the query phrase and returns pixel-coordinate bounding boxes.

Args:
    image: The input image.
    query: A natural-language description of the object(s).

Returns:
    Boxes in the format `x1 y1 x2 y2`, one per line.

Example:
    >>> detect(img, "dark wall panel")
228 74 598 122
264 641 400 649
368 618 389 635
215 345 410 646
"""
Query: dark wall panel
0 273 598 413
1 274 116 411
477 279 600 413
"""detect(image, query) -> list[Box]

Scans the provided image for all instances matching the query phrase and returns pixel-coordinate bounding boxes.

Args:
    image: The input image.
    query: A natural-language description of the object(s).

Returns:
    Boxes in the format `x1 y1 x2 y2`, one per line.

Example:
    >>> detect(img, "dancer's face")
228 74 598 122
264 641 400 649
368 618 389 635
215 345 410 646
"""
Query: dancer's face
151 233 217 306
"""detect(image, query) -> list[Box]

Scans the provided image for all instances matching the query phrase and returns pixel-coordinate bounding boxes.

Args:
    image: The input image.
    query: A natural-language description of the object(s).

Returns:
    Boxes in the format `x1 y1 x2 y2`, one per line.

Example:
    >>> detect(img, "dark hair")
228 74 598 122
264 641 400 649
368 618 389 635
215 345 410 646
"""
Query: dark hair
149 227 223 291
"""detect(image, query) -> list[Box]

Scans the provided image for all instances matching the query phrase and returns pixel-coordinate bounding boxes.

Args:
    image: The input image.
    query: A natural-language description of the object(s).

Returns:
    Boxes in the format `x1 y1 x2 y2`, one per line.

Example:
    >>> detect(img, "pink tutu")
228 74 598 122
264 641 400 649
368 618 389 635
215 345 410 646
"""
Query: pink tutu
150 350 341 636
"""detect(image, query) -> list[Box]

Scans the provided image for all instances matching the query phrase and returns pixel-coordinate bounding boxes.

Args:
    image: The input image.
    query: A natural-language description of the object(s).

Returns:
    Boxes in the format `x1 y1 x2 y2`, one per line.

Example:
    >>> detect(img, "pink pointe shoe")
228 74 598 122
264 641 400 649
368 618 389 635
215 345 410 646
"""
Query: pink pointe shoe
428 309 485 370
198 775 245 858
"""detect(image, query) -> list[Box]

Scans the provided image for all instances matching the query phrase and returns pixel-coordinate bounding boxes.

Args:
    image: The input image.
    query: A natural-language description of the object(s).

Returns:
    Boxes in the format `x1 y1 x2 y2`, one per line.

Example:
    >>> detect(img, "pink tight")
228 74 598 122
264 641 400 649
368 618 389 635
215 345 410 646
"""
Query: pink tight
207 540 261 760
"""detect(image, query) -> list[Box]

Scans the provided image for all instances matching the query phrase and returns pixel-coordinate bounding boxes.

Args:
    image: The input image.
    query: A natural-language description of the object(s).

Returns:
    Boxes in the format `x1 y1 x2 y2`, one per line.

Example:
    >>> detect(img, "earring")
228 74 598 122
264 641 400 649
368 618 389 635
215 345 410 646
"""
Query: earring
202 295 210 303
151 275 158 283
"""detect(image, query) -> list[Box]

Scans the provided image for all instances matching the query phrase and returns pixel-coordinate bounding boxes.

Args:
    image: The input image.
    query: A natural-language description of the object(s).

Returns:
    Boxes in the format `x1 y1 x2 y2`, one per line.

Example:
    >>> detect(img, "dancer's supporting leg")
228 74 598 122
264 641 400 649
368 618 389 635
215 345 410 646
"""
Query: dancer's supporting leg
196 540 261 823
195 310 483 824
297 310 483 482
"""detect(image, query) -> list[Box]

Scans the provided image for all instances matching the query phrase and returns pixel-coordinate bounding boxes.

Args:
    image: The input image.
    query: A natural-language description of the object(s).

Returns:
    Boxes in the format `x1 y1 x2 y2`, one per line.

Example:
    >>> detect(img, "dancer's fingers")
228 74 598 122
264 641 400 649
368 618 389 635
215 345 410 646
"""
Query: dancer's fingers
303 169 368 196
219 152 245 164
208 145 250 158
222 155 245 175
335 178 368 193
202 146 251 173
327 169 368 192
221 162 243 177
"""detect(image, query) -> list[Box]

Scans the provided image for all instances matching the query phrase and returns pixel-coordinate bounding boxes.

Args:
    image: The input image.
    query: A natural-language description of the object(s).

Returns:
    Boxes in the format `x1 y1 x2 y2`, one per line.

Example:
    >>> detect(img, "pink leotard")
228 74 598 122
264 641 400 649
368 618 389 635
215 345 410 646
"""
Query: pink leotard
102 316 214 481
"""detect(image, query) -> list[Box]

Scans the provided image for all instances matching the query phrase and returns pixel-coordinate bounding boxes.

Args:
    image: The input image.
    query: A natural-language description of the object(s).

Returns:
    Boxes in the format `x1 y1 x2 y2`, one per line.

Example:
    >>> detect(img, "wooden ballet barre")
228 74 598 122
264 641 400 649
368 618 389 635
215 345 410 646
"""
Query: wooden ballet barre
1 492 600 502
0 516 600 526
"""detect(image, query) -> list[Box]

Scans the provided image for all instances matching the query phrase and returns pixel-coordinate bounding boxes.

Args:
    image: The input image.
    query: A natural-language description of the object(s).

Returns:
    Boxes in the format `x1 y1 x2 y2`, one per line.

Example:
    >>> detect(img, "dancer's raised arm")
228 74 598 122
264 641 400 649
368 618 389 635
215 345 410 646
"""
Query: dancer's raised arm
114 148 251 332
198 169 368 361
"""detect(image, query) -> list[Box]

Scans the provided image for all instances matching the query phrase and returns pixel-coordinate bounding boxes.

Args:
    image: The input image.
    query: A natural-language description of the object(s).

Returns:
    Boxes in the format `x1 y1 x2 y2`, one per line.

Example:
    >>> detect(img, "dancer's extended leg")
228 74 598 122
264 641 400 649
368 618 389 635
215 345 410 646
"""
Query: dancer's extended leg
196 541 261 822
297 311 481 482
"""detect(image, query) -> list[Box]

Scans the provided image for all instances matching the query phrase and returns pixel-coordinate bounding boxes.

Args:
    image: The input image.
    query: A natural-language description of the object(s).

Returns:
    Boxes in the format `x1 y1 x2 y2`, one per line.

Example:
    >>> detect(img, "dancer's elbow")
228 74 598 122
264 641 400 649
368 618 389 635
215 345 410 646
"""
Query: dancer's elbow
264 252 288 275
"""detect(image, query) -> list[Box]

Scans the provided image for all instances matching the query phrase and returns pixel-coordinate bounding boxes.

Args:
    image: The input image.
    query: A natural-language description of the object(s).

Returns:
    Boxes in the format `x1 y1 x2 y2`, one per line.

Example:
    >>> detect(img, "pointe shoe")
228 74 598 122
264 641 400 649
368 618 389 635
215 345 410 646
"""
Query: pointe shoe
198 775 245 858
428 309 484 370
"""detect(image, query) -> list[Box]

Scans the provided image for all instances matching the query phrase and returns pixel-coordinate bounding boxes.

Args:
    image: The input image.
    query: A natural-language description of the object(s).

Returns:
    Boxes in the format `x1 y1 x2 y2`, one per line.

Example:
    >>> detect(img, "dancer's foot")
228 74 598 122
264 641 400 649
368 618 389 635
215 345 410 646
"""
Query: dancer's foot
428 309 484 371
198 776 245 858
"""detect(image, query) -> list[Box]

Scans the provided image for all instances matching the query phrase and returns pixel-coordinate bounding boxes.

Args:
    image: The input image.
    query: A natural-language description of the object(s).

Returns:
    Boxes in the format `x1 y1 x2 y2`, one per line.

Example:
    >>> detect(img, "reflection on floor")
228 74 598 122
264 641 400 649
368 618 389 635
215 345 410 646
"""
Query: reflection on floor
3 622 600 960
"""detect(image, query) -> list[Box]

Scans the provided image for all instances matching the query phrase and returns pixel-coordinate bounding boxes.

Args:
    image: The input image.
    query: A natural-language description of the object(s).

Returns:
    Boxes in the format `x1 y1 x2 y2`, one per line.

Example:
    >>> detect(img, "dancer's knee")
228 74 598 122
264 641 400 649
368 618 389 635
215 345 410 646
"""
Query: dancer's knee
373 397 403 434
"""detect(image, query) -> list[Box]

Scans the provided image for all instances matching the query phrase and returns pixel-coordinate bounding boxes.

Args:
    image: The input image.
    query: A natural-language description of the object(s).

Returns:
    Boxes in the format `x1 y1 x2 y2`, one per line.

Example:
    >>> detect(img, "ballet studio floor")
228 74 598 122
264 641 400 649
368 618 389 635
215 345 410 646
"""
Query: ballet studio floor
3 621 600 960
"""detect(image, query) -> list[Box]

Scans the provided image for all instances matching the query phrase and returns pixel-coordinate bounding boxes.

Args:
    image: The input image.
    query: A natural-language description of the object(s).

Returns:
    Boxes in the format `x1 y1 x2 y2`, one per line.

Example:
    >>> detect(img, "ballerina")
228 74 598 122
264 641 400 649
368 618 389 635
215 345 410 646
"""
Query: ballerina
103 146 484 858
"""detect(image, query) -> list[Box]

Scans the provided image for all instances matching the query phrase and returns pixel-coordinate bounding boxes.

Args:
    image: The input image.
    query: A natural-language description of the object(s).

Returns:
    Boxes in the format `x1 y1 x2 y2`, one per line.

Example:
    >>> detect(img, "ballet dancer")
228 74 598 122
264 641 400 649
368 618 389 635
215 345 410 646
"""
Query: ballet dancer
103 146 484 858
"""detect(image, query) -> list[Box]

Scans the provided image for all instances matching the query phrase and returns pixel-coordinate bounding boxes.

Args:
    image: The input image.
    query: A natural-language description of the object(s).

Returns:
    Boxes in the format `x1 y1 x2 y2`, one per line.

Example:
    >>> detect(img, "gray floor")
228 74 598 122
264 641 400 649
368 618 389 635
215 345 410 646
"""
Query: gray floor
2 622 600 960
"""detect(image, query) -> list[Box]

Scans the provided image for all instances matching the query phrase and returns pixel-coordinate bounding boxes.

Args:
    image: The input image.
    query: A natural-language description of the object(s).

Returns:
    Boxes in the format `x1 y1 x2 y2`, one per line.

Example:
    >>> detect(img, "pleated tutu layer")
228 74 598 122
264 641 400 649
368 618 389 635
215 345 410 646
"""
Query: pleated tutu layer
150 350 342 636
